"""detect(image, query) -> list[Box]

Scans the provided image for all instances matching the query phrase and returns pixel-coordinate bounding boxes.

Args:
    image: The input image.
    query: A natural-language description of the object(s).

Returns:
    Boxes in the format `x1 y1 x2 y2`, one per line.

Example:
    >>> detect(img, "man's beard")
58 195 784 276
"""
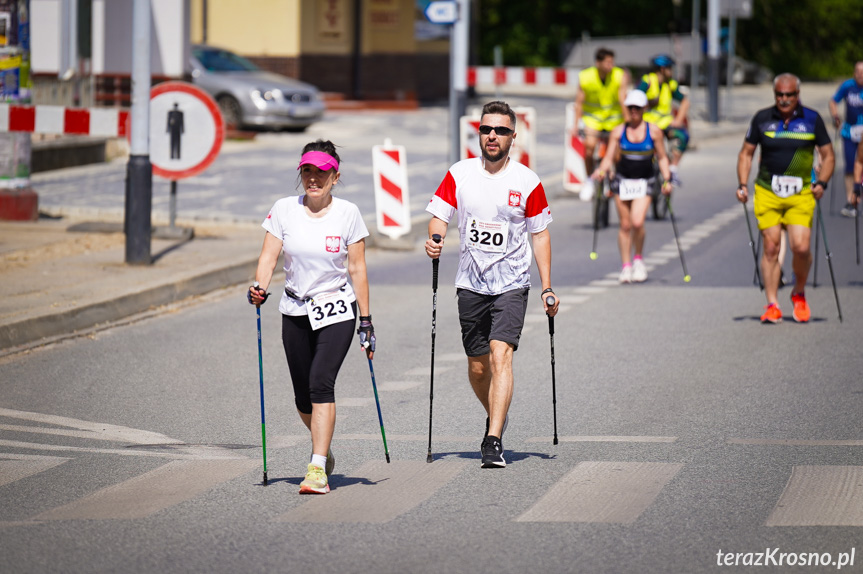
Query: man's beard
481 141 510 163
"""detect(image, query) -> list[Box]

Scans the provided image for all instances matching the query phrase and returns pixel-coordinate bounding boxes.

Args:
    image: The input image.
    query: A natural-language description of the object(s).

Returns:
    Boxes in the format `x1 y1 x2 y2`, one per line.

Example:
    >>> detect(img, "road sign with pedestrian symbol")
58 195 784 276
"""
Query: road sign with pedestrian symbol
148 81 224 180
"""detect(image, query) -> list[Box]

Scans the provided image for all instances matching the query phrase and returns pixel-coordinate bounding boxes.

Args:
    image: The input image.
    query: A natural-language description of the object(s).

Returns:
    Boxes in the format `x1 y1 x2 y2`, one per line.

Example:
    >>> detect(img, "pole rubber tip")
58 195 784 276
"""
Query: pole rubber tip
386 454 391 463
263 472 268 486
684 275 691 283
589 252 598 260
426 453 433 463
553 438 559 446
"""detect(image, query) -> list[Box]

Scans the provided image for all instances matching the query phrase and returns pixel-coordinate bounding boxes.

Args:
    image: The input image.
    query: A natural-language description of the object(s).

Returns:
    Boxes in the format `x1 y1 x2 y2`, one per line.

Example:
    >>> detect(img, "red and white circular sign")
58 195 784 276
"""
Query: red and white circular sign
149 81 224 180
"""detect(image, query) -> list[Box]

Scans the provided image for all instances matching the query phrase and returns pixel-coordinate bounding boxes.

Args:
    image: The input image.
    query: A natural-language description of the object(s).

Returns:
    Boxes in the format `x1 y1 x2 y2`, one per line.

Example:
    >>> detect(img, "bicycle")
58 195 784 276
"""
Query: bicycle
590 132 612 230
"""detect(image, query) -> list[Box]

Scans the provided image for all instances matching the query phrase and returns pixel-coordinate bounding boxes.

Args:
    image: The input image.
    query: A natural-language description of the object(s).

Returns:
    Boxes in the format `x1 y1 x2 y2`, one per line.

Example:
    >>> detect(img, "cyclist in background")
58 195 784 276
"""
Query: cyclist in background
638 54 690 187
575 47 630 201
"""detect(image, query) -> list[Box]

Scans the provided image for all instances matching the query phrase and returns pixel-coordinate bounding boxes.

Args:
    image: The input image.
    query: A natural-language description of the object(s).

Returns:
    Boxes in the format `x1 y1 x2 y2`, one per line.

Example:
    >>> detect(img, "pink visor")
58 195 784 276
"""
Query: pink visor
297 151 339 172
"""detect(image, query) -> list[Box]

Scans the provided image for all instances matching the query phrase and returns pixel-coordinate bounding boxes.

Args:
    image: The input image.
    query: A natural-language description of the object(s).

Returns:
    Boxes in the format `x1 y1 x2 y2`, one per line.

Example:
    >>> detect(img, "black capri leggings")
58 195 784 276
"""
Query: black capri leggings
281 303 356 414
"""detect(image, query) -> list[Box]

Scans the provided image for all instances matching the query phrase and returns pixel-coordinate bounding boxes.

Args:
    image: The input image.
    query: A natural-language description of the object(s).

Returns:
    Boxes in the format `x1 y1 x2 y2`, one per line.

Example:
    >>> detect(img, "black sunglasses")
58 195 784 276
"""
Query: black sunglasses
627 106 644 111
479 125 514 136
774 91 798 98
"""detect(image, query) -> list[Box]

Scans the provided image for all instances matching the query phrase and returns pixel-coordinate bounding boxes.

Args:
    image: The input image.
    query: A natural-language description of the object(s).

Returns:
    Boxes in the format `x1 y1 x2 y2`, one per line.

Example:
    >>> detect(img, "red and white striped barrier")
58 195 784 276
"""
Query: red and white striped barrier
0 104 130 137
371 139 411 240
466 67 579 88
459 106 536 170
563 102 587 193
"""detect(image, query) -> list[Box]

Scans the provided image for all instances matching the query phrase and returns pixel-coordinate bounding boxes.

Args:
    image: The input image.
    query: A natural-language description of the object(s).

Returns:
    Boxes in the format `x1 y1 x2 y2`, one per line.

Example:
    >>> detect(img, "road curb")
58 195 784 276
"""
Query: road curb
0 258 257 353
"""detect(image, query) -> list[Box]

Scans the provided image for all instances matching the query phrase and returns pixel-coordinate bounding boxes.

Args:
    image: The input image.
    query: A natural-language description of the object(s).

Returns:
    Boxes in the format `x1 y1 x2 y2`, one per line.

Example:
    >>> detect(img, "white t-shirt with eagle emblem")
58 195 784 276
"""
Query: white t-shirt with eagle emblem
262 195 369 316
426 157 552 295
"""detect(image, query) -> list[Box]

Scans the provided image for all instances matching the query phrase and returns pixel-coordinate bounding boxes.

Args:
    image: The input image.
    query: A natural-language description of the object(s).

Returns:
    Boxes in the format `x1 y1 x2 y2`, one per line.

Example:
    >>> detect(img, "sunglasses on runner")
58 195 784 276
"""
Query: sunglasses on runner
478 125 514 136
774 91 798 98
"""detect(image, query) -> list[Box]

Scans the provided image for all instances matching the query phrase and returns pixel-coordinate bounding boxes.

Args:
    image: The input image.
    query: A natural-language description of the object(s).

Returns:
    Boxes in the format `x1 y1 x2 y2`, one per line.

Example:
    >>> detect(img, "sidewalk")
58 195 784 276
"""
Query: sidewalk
0 82 839 355
0 218 263 354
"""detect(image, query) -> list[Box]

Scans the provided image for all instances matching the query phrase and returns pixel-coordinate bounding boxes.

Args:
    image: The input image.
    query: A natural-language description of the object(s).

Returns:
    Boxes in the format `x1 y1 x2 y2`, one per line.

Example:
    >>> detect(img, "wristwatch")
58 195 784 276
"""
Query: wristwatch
815 180 828 189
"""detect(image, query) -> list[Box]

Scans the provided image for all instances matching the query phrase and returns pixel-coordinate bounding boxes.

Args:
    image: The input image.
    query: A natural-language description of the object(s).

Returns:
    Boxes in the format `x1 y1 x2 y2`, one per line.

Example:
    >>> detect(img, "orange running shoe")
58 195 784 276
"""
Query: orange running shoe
791 292 810 323
760 303 782 324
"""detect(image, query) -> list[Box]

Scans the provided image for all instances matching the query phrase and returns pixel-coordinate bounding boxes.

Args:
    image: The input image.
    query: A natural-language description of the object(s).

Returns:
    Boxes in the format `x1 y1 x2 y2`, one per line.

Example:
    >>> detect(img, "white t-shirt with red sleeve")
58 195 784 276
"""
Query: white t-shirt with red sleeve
262 195 369 316
426 157 552 295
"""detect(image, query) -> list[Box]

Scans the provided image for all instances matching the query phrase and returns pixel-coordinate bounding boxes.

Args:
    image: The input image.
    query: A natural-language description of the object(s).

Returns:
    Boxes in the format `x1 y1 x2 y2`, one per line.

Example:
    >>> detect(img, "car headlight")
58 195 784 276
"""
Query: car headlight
250 88 276 106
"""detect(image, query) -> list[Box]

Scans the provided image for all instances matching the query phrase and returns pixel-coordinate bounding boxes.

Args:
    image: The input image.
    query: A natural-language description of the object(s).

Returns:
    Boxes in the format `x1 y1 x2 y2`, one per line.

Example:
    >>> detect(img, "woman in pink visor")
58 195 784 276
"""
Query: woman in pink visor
248 139 374 494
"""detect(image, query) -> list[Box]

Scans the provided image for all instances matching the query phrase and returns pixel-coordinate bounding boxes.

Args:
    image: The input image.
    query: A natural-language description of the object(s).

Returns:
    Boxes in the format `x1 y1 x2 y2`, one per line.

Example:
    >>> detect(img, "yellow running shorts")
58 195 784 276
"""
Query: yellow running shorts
753 183 815 230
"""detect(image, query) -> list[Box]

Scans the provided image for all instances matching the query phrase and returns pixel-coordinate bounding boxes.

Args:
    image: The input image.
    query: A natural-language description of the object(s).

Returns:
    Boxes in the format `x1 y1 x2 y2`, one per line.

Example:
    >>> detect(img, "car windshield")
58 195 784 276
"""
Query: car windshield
193 47 260 72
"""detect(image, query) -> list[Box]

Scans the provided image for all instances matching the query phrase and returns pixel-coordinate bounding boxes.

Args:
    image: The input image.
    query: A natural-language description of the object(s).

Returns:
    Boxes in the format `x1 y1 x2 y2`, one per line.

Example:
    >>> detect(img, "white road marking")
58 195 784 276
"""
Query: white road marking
0 454 70 488
336 398 375 407
766 465 863 526
516 461 683 523
0 407 177 445
0 439 247 460
729 438 863 446
405 365 452 376
376 380 422 391
276 460 467 523
525 435 677 443
32 459 259 520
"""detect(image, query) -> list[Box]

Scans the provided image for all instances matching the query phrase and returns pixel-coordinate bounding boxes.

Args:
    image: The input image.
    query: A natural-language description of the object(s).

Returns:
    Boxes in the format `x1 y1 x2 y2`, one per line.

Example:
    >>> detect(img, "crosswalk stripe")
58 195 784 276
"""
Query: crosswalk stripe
276 460 467 523
765 465 863 526
0 407 178 444
0 454 70 488
525 436 677 444
730 438 863 446
515 461 683 523
32 459 258 520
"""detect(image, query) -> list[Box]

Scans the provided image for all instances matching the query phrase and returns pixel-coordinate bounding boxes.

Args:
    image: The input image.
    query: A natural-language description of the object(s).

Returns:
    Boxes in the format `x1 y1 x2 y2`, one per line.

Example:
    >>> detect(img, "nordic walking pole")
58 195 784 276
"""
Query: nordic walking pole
742 201 763 291
589 179 601 260
546 295 558 446
255 305 269 486
856 183 862 266
816 200 843 322
367 357 390 463
666 196 691 282
427 233 442 463
856 202 860 266
829 126 839 216
753 233 762 287
812 207 820 287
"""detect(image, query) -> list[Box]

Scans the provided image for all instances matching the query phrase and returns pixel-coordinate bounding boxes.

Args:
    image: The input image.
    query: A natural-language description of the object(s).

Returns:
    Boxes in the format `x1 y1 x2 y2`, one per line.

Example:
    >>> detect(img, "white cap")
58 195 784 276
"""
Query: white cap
624 89 648 108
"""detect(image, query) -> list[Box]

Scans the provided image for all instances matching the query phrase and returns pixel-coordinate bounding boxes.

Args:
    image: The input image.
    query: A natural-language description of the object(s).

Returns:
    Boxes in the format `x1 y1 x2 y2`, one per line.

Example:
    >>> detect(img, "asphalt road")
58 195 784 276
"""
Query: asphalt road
3 100 863 573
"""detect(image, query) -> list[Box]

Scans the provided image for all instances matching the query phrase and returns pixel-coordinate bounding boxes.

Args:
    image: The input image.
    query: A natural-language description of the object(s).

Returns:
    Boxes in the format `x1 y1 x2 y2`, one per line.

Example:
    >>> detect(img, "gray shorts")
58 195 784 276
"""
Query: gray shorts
457 288 529 357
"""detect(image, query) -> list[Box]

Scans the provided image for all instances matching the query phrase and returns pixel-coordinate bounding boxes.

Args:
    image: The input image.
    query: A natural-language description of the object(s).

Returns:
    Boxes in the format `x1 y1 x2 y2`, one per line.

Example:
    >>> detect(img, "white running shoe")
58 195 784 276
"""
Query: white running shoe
619 265 633 284
632 259 648 282
579 180 595 202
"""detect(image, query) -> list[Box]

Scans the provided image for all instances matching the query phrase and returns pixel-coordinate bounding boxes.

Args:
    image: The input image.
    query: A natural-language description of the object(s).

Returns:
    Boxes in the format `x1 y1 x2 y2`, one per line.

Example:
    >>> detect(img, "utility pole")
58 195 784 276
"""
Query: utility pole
706 0 720 123
448 0 469 166
124 0 152 264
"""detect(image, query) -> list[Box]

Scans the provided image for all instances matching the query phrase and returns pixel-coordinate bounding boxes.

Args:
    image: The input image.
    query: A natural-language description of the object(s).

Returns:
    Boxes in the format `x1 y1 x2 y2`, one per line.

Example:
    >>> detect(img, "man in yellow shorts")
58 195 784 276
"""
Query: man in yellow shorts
574 47 630 200
736 74 834 324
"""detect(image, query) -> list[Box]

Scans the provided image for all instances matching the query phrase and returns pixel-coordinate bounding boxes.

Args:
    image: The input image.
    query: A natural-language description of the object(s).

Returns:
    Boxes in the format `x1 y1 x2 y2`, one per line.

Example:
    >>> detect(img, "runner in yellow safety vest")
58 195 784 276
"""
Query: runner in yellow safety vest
574 47 630 200
638 54 690 186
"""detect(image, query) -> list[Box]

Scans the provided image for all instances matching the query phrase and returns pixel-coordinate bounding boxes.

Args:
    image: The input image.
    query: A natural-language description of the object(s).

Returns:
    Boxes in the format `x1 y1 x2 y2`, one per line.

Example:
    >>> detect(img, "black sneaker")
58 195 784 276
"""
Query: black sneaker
480 436 506 468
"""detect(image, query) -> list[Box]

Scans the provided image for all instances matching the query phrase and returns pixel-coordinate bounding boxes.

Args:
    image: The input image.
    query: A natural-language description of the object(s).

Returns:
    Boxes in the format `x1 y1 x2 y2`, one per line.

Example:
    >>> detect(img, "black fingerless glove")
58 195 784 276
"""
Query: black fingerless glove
247 283 269 305
357 315 376 352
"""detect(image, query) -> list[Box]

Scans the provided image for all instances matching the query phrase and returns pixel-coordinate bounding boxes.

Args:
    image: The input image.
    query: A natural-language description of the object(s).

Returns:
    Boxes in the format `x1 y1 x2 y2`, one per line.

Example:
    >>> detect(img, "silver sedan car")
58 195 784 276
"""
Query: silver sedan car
190 44 326 131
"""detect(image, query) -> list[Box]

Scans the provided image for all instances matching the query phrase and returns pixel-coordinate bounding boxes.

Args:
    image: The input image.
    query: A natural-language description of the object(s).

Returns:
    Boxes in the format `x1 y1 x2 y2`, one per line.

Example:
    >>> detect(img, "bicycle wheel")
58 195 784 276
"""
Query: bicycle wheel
652 178 669 220
593 178 610 229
